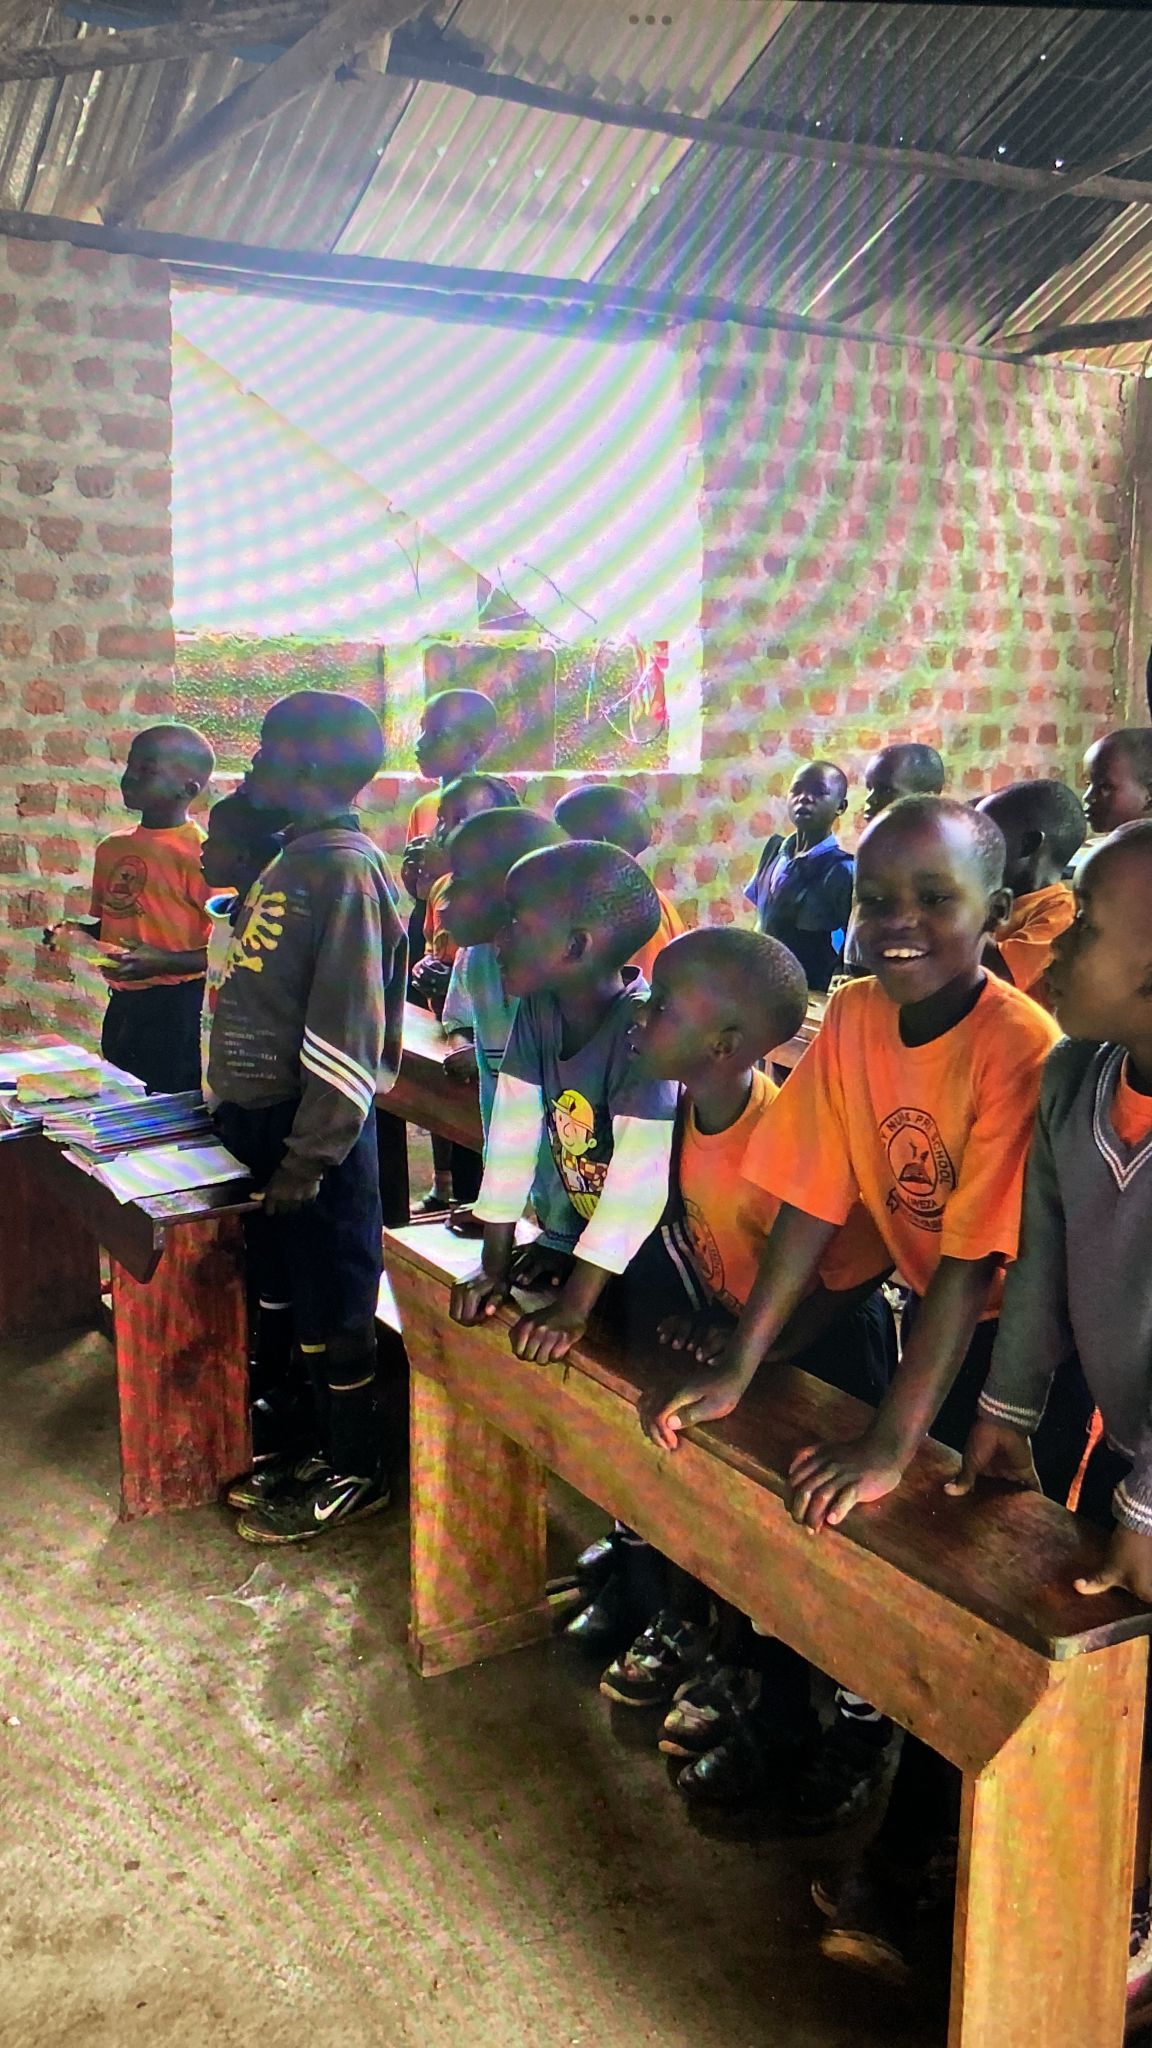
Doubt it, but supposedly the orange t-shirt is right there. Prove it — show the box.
[678,1066,890,1314]
[1111,1057,1152,1146]
[631,888,686,985]
[407,791,440,843]
[423,871,458,967]
[741,974,1060,1313]
[995,884,1074,1006]
[90,823,211,989]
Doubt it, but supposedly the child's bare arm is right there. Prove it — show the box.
[788,1251,1001,1531]
[640,1204,837,1449]
[450,1222,516,1324]
[102,943,208,981]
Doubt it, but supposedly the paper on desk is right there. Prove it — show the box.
[0,1041,91,1086]
[78,1139,248,1204]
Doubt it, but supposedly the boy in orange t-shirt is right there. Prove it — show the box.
[976,778,1084,1009]
[553,782,686,981]
[642,797,1066,1972]
[49,723,215,1094]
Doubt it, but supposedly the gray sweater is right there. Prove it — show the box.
[979,1037,1152,1535]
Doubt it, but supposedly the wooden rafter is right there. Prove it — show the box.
[97,0,423,227]
[0,6,322,82]
[1002,313,1152,358]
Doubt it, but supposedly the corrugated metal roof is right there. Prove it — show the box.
[337,0,791,275]
[0,1,1151,360]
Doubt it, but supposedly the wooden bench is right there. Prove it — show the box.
[385,1219,1151,2048]
[0,1131,251,1519]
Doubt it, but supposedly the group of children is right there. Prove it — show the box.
[42,681,1152,2015]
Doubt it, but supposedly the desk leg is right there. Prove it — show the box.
[409,1365,552,1676]
[111,1214,250,1520]
[950,1637,1146,2048]
[0,1141,100,1338]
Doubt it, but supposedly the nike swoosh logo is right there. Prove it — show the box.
[313,1486,361,1523]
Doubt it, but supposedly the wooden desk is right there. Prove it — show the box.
[385,1220,1150,2048]
[0,1133,251,1519]
[378,1003,483,1152]
[774,991,827,1074]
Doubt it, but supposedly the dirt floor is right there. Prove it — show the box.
[1,1326,941,2048]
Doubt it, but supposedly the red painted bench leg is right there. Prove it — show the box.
[0,1140,101,1339]
[111,1213,250,1519]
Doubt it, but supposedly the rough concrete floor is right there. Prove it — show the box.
[1,1328,941,2048]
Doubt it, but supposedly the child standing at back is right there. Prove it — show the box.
[49,722,215,1094]
[404,689,500,959]
[975,778,1084,1007]
[553,783,685,983]
[745,760,854,992]
[210,690,407,1546]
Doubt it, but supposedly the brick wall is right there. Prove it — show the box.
[0,233,173,1042]
[361,327,1134,927]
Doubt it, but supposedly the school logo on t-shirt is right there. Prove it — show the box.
[880,1106,956,1232]
[549,1086,609,1220]
[104,852,148,915]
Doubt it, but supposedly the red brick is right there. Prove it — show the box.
[15,782,56,817]
[130,466,170,501]
[7,890,49,928]
[91,303,169,346]
[98,625,174,660]
[33,297,75,335]
[130,257,167,295]
[14,571,55,602]
[63,886,88,917]
[33,947,74,984]
[35,515,82,557]
[39,407,78,443]
[0,834,25,872]
[73,356,114,391]
[98,413,168,454]
[0,403,24,432]
[66,245,111,278]
[133,684,175,716]
[0,728,30,763]
[67,782,109,822]
[16,460,58,497]
[7,238,52,275]
[0,624,32,658]
[0,518,27,557]
[133,571,172,605]
[72,573,110,600]
[13,351,50,389]
[81,681,122,715]
[133,359,171,402]
[50,625,85,665]
[37,836,82,875]
[75,464,115,500]
[23,678,64,715]
[96,521,167,557]
[42,732,88,768]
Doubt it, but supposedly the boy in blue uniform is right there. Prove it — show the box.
[745,760,853,992]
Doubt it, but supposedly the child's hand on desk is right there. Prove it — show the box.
[944,1419,1040,1500]
[509,1243,571,1292]
[788,1428,908,1532]
[450,1268,512,1324]
[657,1313,729,1364]
[639,1361,750,1451]
[443,1046,479,1083]
[261,1161,322,1214]
[508,1300,588,1364]
[1075,1526,1152,1605]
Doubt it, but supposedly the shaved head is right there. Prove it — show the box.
[860,793,1006,891]
[554,783,653,859]
[507,839,660,969]
[655,928,807,1058]
[136,722,215,785]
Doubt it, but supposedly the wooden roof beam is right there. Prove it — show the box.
[0,6,323,82]
[97,0,423,228]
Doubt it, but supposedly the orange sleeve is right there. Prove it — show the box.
[740,995,860,1227]
[938,1011,1058,1265]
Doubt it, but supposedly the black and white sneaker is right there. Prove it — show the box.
[225,1453,328,1513]
[236,1467,391,1545]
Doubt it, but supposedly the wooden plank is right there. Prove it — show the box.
[19,1133,251,1284]
[0,6,320,81]
[950,1636,1146,2048]
[378,1003,482,1154]
[98,0,425,227]
[0,1135,101,1338]
[409,1367,551,1675]
[111,1214,250,1519]
[387,1226,1147,1668]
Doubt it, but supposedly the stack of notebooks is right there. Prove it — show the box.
[0,1043,247,1204]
